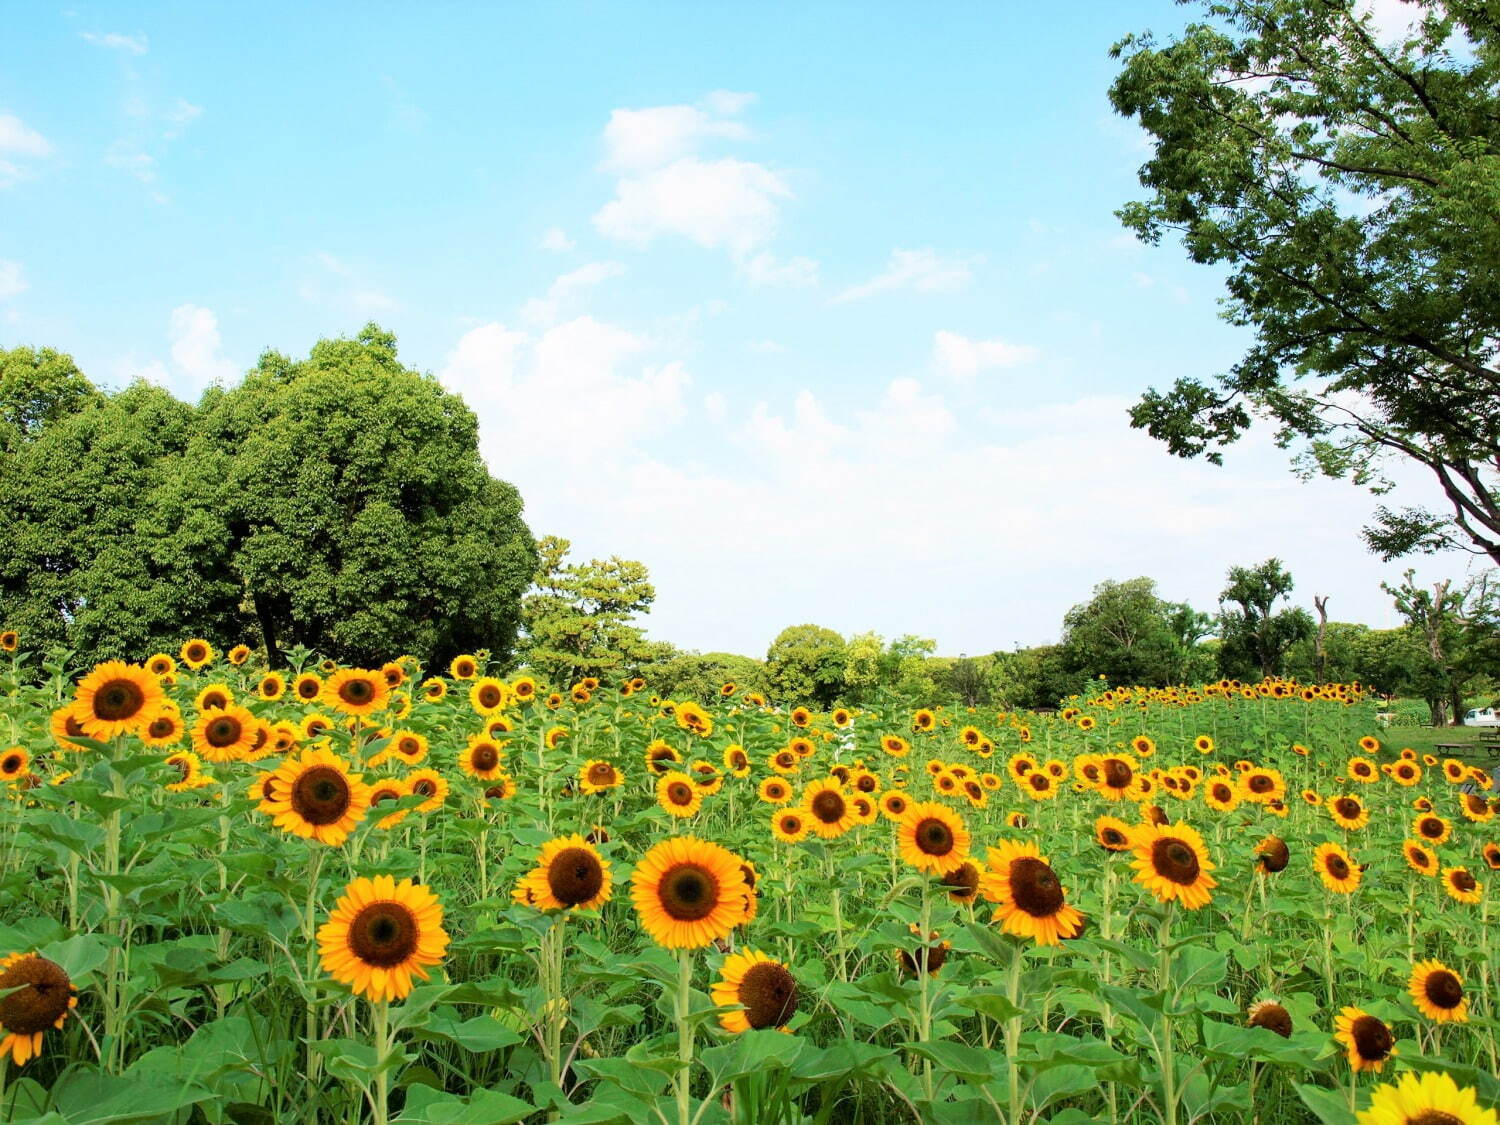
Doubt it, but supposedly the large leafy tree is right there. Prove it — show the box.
[520,535,657,688]
[1058,577,1203,686]
[1111,1,1500,565]
[765,624,848,708]
[0,378,237,658]
[179,324,536,668]
[1216,558,1314,678]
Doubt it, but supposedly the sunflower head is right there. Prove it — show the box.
[1334,1006,1395,1073]
[1246,1000,1292,1038]
[711,951,798,1033]
[630,836,751,949]
[317,875,449,1003]
[1409,959,1467,1023]
[0,952,78,1066]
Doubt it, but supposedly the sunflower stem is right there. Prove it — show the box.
[101,738,128,1073]
[371,999,390,1125]
[1156,907,1178,1125]
[1005,939,1024,1125]
[674,947,695,1125]
[304,846,326,1109]
[545,913,569,1105]
[916,875,933,1100]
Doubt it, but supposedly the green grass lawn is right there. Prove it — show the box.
[1377,721,1500,763]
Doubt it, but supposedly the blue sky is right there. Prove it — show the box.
[1,2,1470,657]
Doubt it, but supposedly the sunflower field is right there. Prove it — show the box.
[1,640,1498,1125]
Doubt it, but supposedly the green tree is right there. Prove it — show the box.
[1058,577,1184,686]
[0,346,101,452]
[1216,558,1313,678]
[842,630,886,704]
[1382,568,1497,724]
[639,648,767,704]
[0,380,239,658]
[179,324,536,668]
[1111,2,1500,566]
[520,535,656,688]
[765,624,847,708]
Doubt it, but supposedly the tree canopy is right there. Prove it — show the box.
[1110,0,1500,566]
[765,624,848,708]
[1216,558,1313,678]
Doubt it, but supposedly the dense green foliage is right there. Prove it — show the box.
[1111,0,1500,566]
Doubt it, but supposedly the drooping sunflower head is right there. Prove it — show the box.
[940,860,981,904]
[0,952,78,1066]
[1255,835,1290,874]
[1459,792,1495,823]
[711,950,798,1034]
[1484,842,1500,870]
[1246,999,1292,1038]
[630,836,750,949]
[1334,1006,1395,1073]
[1443,866,1482,904]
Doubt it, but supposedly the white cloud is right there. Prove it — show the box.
[521,261,626,326]
[832,248,981,303]
[600,101,749,173]
[748,339,785,354]
[540,227,576,252]
[594,156,790,255]
[1357,0,1422,41]
[168,304,237,391]
[932,330,1039,378]
[106,142,157,183]
[0,114,53,157]
[80,30,149,54]
[740,251,819,287]
[300,253,399,315]
[162,98,202,139]
[0,261,26,299]
[704,391,727,422]
[702,90,756,116]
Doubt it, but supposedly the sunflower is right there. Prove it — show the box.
[1291,743,1310,757]
[723,745,751,777]
[896,802,971,876]
[226,644,250,666]
[0,630,16,653]
[657,771,703,818]
[323,669,390,717]
[789,737,816,759]
[646,741,682,774]
[0,953,77,1065]
[1443,866,1482,904]
[1193,735,1214,755]
[407,769,448,813]
[190,704,259,763]
[802,779,855,839]
[1246,1000,1292,1038]
[1484,842,1500,870]
[711,951,798,1033]
[1301,788,1322,807]
[1096,753,1140,801]
[1408,959,1467,1023]
[448,654,478,680]
[790,707,812,728]
[1095,815,1133,852]
[1357,734,1380,754]
[290,673,323,703]
[1314,842,1362,894]
[73,661,163,740]
[1357,1071,1497,1125]
[459,738,507,780]
[47,705,90,753]
[545,726,568,750]
[180,638,214,669]
[1129,822,1217,909]
[1204,778,1239,813]
[631,836,750,949]
[1006,811,1030,829]
[0,747,29,783]
[755,778,792,806]
[941,861,981,904]
[1238,767,1285,804]
[771,808,809,843]
[1443,758,1467,784]
[881,735,911,757]
[1458,792,1495,824]
[1334,1006,1395,1073]
[879,791,911,821]
[690,761,723,795]
[1389,760,1421,787]
[1346,756,1378,784]
[831,708,852,728]
[266,747,371,845]
[145,653,175,677]
[1414,813,1452,845]
[911,709,935,733]
[317,875,448,1002]
[1255,835,1290,874]
[368,777,409,829]
[519,836,613,911]
[579,759,622,794]
[256,672,286,702]
[980,839,1084,946]
[1328,794,1370,831]
[1131,735,1156,757]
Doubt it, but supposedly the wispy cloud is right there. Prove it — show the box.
[80,30,149,54]
[931,330,1039,378]
[0,261,27,299]
[832,248,981,303]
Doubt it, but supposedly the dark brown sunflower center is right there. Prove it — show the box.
[478,686,502,708]
[666,781,695,806]
[94,678,147,722]
[290,765,352,825]
[1451,870,1477,892]
[201,691,228,711]
[1463,794,1486,814]
[779,814,803,834]
[1408,1112,1464,1125]
[588,763,615,784]
[148,716,176,738]
[1101,827,1127,848]
[1102,759,1132,788]
[1424,970,1464,1009]
[1257,838,1289,873]
[1325,854,1351,879]
[1420,818,1444,839]
[547,847,604,906]
[0,955,72,1035]
[1248,775,1272,793]
[1,752,23,774]
[297,679,320,699]
[372,786,400,805]
[1211,784,1231,802]
[739,962,798,1029]
[1152,839,1201,885]
[914,817,956,857]
[170,757,192,782]
[1409,847,1432,867]
[658,862,720,921]
[1334,798,1361,819]
[854,774,876,792]
[206,716,243,747]
[1247,1002,1292,1038]
[347,902,419,967]
[810,791,846,824]
[339,678,375,705]
[470,744,500,771]
[412,778,437,798]
[1350,1015,1393,1061]
[1009,857,1065,916]
[886,797,907,814]
[185,644,207,662]
[941,862,980,899]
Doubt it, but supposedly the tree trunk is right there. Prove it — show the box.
[253,590,284,669]
[1313,595,1329,684]
[1428,695,1449,727]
